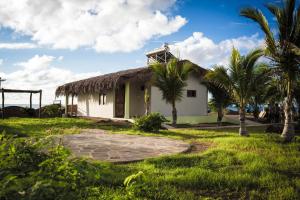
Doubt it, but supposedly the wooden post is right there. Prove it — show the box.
[30,92,32,109]
[2,89,4,119]
[39,90,42,118]
[71,94,74,117]
[65,94,69,116]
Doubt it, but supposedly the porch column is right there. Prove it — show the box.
[30,92,32,109]
[71,94,74,116]
[39,90,42,118]
[1,89,4,119]
[65,93,69,116]
[124,82,130,119]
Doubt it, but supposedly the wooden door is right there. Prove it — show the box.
[115,85,125,118]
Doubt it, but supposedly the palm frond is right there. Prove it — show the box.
[240,7,277,56]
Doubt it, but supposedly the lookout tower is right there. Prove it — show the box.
[146,43,175,64]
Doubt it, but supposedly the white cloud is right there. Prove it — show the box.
[58,56,64,61]
[0,43,38,49]
[0,55,100,104]
[170,32,265,68]
[0,0,186,53]
[0,59,3,65]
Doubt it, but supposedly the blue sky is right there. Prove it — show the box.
[0,0,286,103]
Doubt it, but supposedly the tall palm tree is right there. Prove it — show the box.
[294,80,300,117]
[150,58,193,126]
[240,0,300,141]
[204,77,231,126]
[206,48,263,136]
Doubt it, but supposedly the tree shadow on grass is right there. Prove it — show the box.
[0,125,29,137]
[158,130,235,140]
[146,149,240,170]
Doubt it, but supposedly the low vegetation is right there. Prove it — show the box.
[0,118,299,199]
[134,113,167,132]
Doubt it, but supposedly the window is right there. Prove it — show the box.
[187,90,196,97]
[99,93,107,105]
[98,93,101,105]
[102,94,107,105]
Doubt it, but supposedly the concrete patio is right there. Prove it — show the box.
[62,129,191,163]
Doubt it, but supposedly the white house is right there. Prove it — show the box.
[56,46,208,119]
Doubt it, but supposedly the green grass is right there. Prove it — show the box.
[1,117,300,199]
[166,113,239,125]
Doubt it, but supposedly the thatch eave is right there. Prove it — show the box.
[55,60,207,97]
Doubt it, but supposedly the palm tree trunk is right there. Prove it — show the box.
[172,101,177,126]
[281,79,294,142]
[253,100,259,121]
[144,88,150,115]
[217,106,223,126]
[239,104,248,136]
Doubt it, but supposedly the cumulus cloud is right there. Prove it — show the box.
[0,42,38,49]
[0,55,100,104]
[0,0,186,53]
[170,32,265,68]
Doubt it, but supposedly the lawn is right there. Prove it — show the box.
[166,113,239,125]
[1,118,300,199]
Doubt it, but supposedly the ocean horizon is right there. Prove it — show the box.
[2,104,49,109]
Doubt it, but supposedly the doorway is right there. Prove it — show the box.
[115,85,125,118]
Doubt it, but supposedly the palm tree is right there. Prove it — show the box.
[294,80,300,117]
[249,65,271,120]
[205,48,263,136]
[204,77,231,126]
[240,0,300,141]
[150,58,193,126]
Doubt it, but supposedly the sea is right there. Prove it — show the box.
[2,104,47,109]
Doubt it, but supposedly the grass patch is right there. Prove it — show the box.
[0,117,299,199]
[166,113,240,125]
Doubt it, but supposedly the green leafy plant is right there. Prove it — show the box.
[23,107,36,117]
[41,104,63,117]
[205,48,264,136]
[240,0,300,141]
[150,58,194,126]
[133,113,167,132]
[0,132,101,200]
[124,171,145,198]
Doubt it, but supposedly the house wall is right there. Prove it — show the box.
[77,90,114,118]
[129,81,146,117]
[150,74,208,116]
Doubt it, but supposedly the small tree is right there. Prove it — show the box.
[150,58,193,126]
[144,87,150,115]
[205,48,263,136]
[249,64,271,120]
[204,78,231,126]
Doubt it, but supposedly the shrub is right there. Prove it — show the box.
[41,104,63,117]
[0,133,101,200]
[23,107,36,117]
[133,113,167,132]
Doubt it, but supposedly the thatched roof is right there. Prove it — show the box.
[55,60,206,96]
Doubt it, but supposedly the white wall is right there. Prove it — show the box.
[129,81,146,117]
[150,74,208,116]
[77,91,114,118]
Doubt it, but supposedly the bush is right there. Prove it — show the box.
[23,107,36,117]
[133,113,167,132]
[0,133,101,200]
[41,104,63,117]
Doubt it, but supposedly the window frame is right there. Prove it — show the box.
[98,93,102,105]
[187,90,197,98]
[102,94,107,105]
